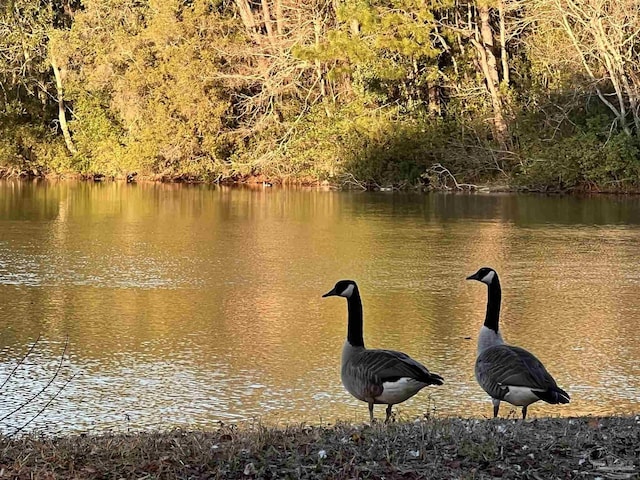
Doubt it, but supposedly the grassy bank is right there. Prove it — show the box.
[1,416,637,479]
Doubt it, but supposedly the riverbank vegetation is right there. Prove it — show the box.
[2,0,640,190]
[0,416,638,478]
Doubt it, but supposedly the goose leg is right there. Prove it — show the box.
[368,402,374,424]
[385,404,393,423]
[522,405,528,420]
[492,398,500,418]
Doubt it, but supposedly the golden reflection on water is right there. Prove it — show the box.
[0,181,639,434]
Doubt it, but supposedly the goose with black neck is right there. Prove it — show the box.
[467,267,570,419]
[323,280,443,423]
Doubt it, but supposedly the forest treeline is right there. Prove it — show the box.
[2,0,640,190]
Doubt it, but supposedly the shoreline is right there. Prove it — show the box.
[3,171,640,195]
[1,415,637,478]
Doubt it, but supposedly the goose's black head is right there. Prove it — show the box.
[322,280,358,299]
[466,267,498,285]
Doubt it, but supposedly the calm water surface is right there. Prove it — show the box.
[0,181,639,434]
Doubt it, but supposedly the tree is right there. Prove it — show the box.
[310,0,446,112]
[433,0,514,148]
[0,0,78,169]
[526,0,640,136]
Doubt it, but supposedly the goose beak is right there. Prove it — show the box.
[466,272,479,281]
[322,287,337,298]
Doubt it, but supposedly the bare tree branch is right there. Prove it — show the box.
[427,163,479,191]
[0,334,41,392]
[9,372,77,437]
[0,336,70,425]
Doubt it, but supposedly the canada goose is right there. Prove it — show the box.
[322,280,443,423]
[466,267,570,419]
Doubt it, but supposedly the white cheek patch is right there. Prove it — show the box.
[340,284,355,298]
[481,270,495,284]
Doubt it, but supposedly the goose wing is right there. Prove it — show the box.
[360,349,443,385]
[476,344,569,403]
[501,345,559,387]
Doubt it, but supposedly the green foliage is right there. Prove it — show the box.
[0,0,52,93]
[279,102,452,185]
[67,94,128,175]
[300,0,446,110]
[0,121,70,175]
[515,113,640,190]
[54,0,239,178]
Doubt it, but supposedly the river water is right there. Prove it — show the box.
[0,181,638,434]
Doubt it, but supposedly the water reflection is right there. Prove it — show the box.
[0,181,639,434]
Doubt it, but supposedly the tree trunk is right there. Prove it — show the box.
[428,84,441,115]
[350,19,360,36]
[50,53,76,155]
[235,0,257,33]
[261,0,276,44]
[274,0,284,36]
[498,0,509,86]
[314,16,331,116]
[476,5,508,147]
[593,17,639,133]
